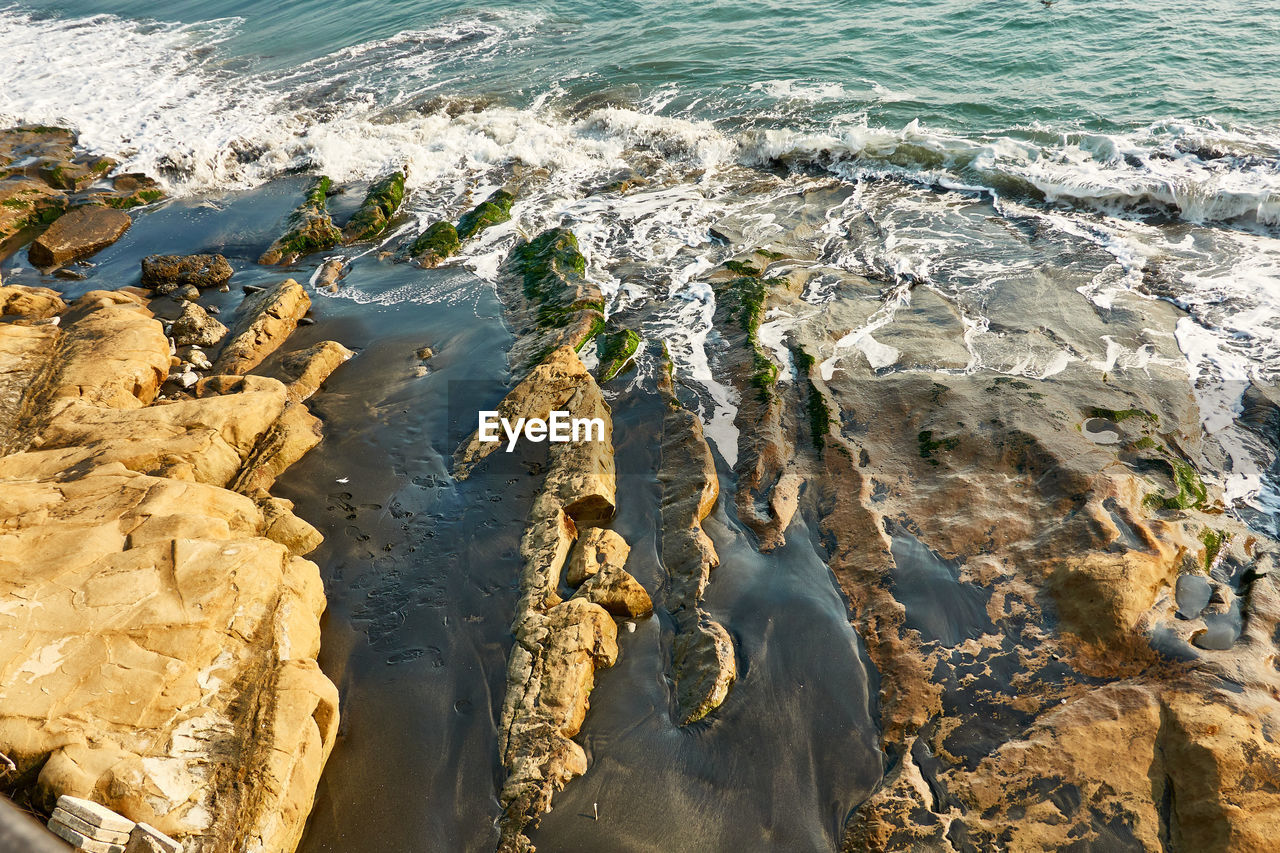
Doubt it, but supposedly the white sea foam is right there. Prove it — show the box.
[2,6,1277,521]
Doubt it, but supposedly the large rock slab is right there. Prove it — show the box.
[211,279,310,376]
[0,285,339,853]
[28,205,131,267]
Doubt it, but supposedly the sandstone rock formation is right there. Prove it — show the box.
[211,279,311,376]
[0,285,343,853]
[455,346,643,853]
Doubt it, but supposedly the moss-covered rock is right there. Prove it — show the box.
[499,227,605,373]
[511,227,599,324]
[0,179,67,241]
[792,345,832,450]
[409,221,461,267]
[259,176,342,265]
[456,189,514,241]
[595,327,640,382]
[342,167,407,243]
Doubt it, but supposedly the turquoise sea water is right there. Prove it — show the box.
[16,0,1280,130]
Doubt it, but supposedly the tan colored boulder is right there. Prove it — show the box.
[169,301,228,348]
[0,285,65,319]
[28,205,131,267]
[259,496,324,556]
[571,563,652,618]
[229,400,323,496]
[565,526,630,586]
[211,279,310,376]
[278,340,354,402]
[455,346,616,524]
[52,290,170,410]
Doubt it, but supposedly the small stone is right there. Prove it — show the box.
[298,316,315,326]
[416,347,434,360]
[54,797,135,834]
[185,348,212,370]
[175,284,200,301]
[206,305,220,314]
[180,370,198,388]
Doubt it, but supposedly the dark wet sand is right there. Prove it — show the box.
[5,182,884,852]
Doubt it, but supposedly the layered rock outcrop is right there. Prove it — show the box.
[656,357,736,725]
[0,285,344,853]
[455,346,646,853]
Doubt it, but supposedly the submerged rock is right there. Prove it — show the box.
[342,167,407,243]
[141,253,233,292]
[0,179,67,242]
[594,326,640,383]
[456,188,514,241]
[27,205,131,267]
[258,176,342,265]
[656,356,737,724]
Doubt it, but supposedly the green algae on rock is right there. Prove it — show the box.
[595,327,640,382]
[258,176,342,265]
[342,167,407,243]
[455,188,514,241]
[409,220,461,267]
[498,227,605,374]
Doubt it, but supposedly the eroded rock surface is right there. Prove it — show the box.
[456,346,642,853]
[0,285,340,853]
[656,358,737,725]
[212,278,311,376]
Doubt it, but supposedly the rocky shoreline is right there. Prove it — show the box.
[2,117,1280,853]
